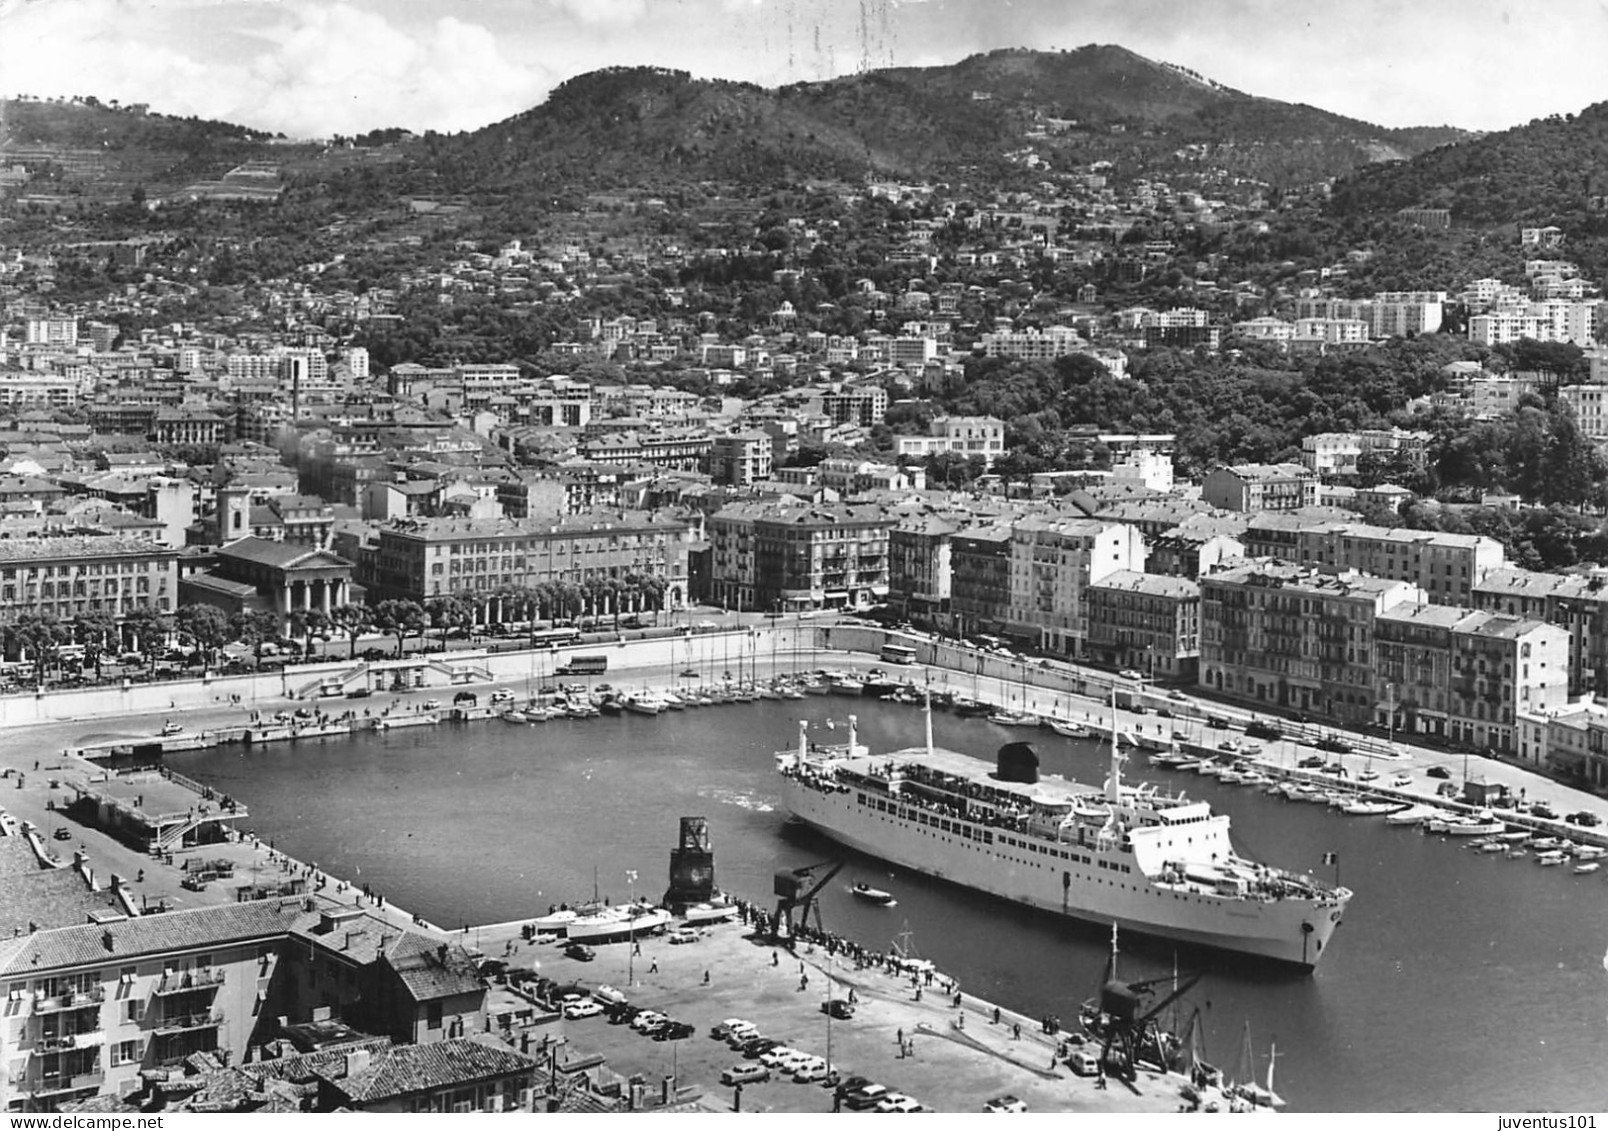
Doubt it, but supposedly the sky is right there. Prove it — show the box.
[3,0,1606,139]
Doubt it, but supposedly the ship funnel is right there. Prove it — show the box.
[798,719,808,760]
[996,742,1039,784]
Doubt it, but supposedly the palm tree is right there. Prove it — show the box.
[425,596,472,651]
[229,608,279,666]
[330,602,374,660]
[121,603,172,674]
[176,605,231,670]
[72,609,117,678]
[289,607,332,660]
[7,611,69,685]
[373,598,427,657]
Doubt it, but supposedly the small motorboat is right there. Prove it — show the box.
[1537,851,1567,867]
[1505,847,1528,859]
[1478,841,1506,854]
[500,709,529,724]
[1575,862,1601,875]
[1343,799,1406,817]
[1385,805,1439,826]
[988,710,1040,727]
[1574,845,1607,861]
[1048,718,1094,739]
[850,882,897,907]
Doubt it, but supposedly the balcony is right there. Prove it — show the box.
[154,1010,222,1036]
[29,1071,105,1096]
[33,1030,103,1055]
[155,968,226,995]
[33,987,105,1014]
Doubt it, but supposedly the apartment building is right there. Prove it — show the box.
[1008,516,1145,656]
[949,522,1015,638]
[1374,603,1570,752]
[1292,523,1506,606]
[751,503,892,612]
[1473,568,1608,696]
[1085,570,1201,682]
[1199,563,1424,725]
[368,512,692,611]
[894,415,1007,467]
[708,431,773,487]
[0,536,177,624]
[1201,463,1318,512]
[887,511,956,622]
[0,901,293,1111]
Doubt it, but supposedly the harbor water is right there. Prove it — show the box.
[171,698,1608,1112]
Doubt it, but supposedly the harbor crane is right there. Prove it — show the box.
[1079,925,1202,1085]
[769,859,844,946]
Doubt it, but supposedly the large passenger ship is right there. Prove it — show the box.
[775,704,1352,971]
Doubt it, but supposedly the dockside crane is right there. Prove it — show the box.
[769,859,844,946]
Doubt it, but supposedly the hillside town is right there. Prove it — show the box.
[8,33,1608,1113]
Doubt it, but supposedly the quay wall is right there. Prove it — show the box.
[0,627,840,729]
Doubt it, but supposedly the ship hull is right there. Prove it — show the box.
[781,779,1342,971]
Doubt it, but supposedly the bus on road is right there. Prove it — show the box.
[879,642,917,665]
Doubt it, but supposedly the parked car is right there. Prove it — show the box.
[834,1076,872,1099]
[563,999,603,1020]
[1426,766,1453,780]
[1530,802,1557,819]
[345,687,373,698]
[630,1010,667,1032]
[720,1064,770,1086]
[876,1094,924,1113]
[740,1037,781,1059]
[1245,720,1282,741]
[844,1084,890,1110]
[793,1056,831,1082]
[1297,755,1325,769]
[820,998,855,1020]
[1317,736,1352,754]
[669,928,699,945]
[1567,811,1602,827]
[563,942,595,962]
[1118,669,1144,681]
[985,1094,1028,1113]
[654,1021,695,1041]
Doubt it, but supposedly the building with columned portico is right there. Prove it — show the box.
[178,536,355,633]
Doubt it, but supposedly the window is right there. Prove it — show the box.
[427,1002,443,1030]
[111,1039,140,1067]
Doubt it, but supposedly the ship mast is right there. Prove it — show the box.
[1105,688,1124,806]
[924,684,934,758]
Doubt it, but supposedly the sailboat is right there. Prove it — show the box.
[1226,1022,1286,1110]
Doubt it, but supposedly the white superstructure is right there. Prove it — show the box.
[775,706,1351,970]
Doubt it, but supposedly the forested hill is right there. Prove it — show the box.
[418,46,1468,192]
[1328,102,1608,225]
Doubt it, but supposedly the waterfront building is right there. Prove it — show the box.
[0,536,177,624]
[1085,570,1201,682]
[1199,562,1424,725]
[0,901,295,1111]
[368,511,693,615]
[1008,516,1145,656]
[1472,568,1608,697]
[948,522,1015,638]
[180,536,355,634]
[887,511,957,624]
[748,503,891,612]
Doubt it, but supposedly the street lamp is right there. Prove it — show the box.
[625,869,638,986]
